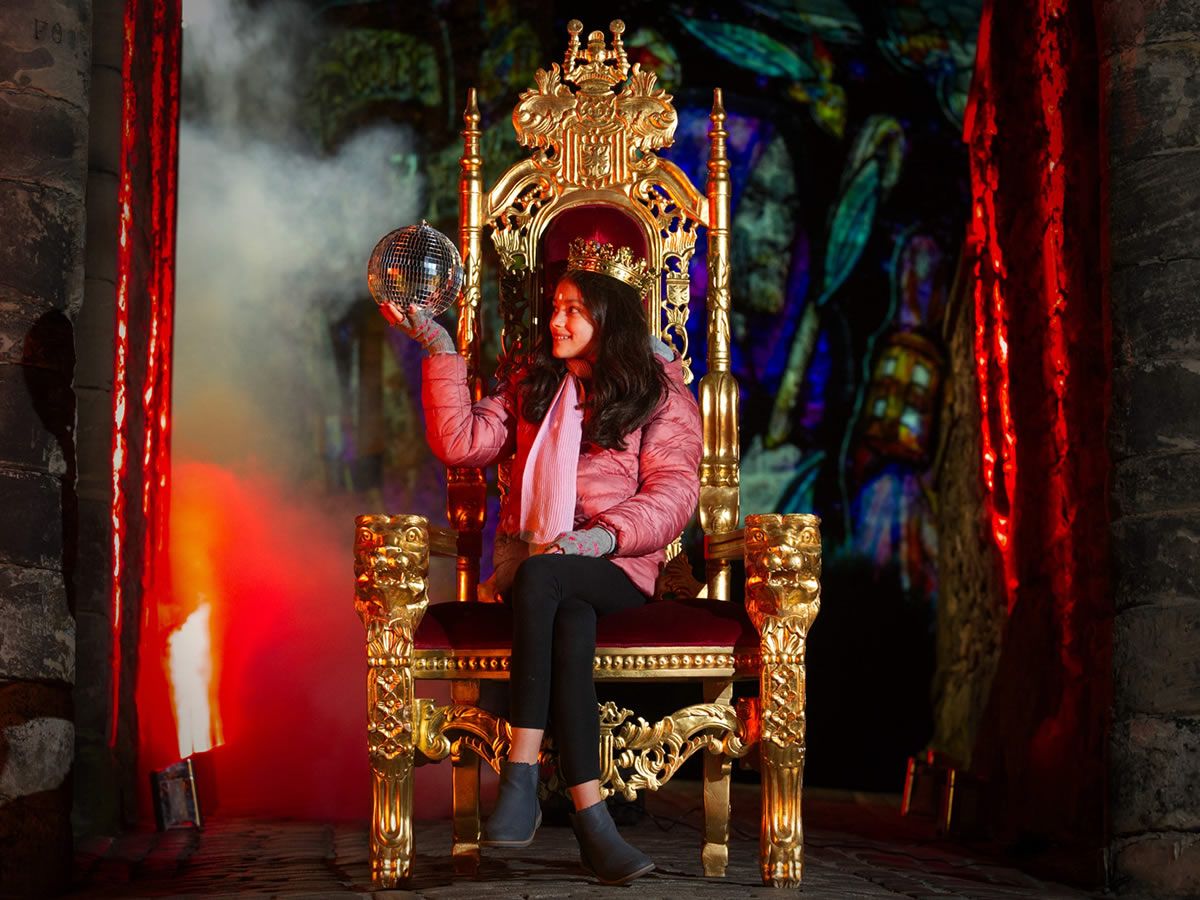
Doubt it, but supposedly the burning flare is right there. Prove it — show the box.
[167,601,223,757]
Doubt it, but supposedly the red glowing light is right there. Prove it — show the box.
[965,0,1019,605]
[144,462,380,820]
[112,0,182,750]
[1034,0,1083,684]
[966,0,1092,621]
[110,7,139,747]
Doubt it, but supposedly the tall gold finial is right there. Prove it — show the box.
[707,87,731,373]
[610,19,628,73]
[565,19,583,69]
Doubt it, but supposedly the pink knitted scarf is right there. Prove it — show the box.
[516,374,583,550]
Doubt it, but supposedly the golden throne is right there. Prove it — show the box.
[353,19,821,889]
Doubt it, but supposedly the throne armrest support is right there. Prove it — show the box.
[704,527,745,562]
[744,513,821,888]
[429,525,461,559]
[353,514,433,887]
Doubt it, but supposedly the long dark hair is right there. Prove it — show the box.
[520,270,668,451]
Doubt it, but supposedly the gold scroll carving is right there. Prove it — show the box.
[413,699,756,804]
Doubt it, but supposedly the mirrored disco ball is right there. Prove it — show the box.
[367,221,463,317]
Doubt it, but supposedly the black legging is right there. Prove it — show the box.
[508,554,647,786]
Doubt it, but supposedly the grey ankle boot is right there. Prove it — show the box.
[569,800,655,885]
[481,761,542,847]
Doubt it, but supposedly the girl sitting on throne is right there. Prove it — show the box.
[381,237,702,886]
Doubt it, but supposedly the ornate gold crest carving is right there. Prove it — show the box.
[512,20,677,190]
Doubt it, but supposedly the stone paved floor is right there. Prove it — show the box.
[71,782,1099,899]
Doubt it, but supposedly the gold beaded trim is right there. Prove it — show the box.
[410,646,761,678]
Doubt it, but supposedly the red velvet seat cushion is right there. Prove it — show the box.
[414,598,758,651]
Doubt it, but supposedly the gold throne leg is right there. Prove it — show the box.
[370,729,415,887]
[355,514,431,887]
[759,619,808,887]
[745,513,821,888]
[702,678,734,877]
[450,679,481,874]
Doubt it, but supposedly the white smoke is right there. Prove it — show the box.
[157,2,455,820]
[174,0,424,479]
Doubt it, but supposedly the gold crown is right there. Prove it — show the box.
[566,238,656,296]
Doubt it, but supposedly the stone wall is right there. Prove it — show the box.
[0,0,92,894]
[71,0,139,837]
[931,257,1005,768]
[1101,0,1200,894]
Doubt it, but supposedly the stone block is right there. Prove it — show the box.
[86,63,121,176]
[0,362,73,474]
[0,467,62,569]
[5,307,74,378]
[0,562,72,682]
[0,90,87,196]
[1114,603,1200,717]
[75,281,115,390]
[0,715,74,804]
[1110,149,1200,268]
[1114,451,1200,519]
[75,385,113,497]
[90,0,122,71]
[83,169,118,285]
[72,607,112,742]
[1110,359,1200,460]
[71,738,121,836]
[1099,0,1200,54]
[72,497,114,784]
[1112,716,1200,835]
[0,181,85,312]
[1112,831,1200,897]
[1112,510,1200,610]
[0,283,60,367]
[0,1,91,106]
[1105,41,1200,161]
[0,682,73,898]
[74,496,111,597]
[1110,258,1200,368]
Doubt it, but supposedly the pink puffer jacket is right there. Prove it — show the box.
[422,352,702,597]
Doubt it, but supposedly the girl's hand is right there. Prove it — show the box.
[477,575,502,603]
[381,302,455,355]
[544,527,615,557]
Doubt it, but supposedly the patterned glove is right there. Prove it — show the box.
[650,334,675,361]
[382,303,455,355]
[544,526,616,557]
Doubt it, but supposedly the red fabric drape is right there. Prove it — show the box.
[965,0,1112,855]
[115,0,181,767]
